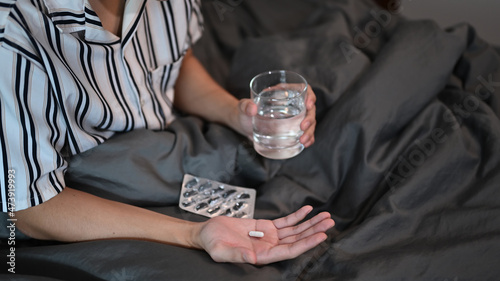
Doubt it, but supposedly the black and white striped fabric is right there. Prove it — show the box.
[0,0,203,211]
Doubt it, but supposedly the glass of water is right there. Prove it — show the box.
[250,70,308,160]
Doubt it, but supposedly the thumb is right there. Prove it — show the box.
[238,99,257,117]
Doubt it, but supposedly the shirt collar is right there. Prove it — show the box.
[42,0,147,43]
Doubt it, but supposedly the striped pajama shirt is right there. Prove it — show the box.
[0,0,203,211]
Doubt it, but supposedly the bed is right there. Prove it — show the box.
[2,0,500,280]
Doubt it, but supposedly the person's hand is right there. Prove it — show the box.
[299,86,317,147]
[234,87,317,148]
[193,206,334,264]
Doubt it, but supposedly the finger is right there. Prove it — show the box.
[257,233,327,265]
[300,103,316,132]
[279,217,335,244]
[277,212,332,240]
[302,137,315,148]
[300,123,316,147]
[300,87,316,131]
[301,135,315,148]
[239,99,257,117]
[300,116,314,132]
[300,116,316,146]
[305,88,317,110]
[272,205,313,229]
[300,121,315,140]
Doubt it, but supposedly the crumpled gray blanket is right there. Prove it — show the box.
[2,0,499,280]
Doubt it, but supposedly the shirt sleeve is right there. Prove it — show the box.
[0,47,67,212]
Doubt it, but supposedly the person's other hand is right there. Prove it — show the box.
[234,87,317,148]
[194,206,334,264]
[299,86,317,148]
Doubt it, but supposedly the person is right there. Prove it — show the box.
[0,0,334,264]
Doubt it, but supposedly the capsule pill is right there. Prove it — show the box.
[249,231,264,238]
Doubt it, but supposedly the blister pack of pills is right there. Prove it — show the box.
[178,174,256,219]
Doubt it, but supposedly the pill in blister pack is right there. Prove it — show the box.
[178,174,256,219]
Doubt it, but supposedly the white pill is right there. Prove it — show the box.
[249,231,264,238]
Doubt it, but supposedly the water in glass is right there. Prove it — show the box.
[252,89,305,159]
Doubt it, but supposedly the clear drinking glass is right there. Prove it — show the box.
[250,70,308,160]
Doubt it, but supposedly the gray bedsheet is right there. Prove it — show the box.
[2,0,500,280]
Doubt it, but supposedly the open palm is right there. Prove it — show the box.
[197,206,334,264]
